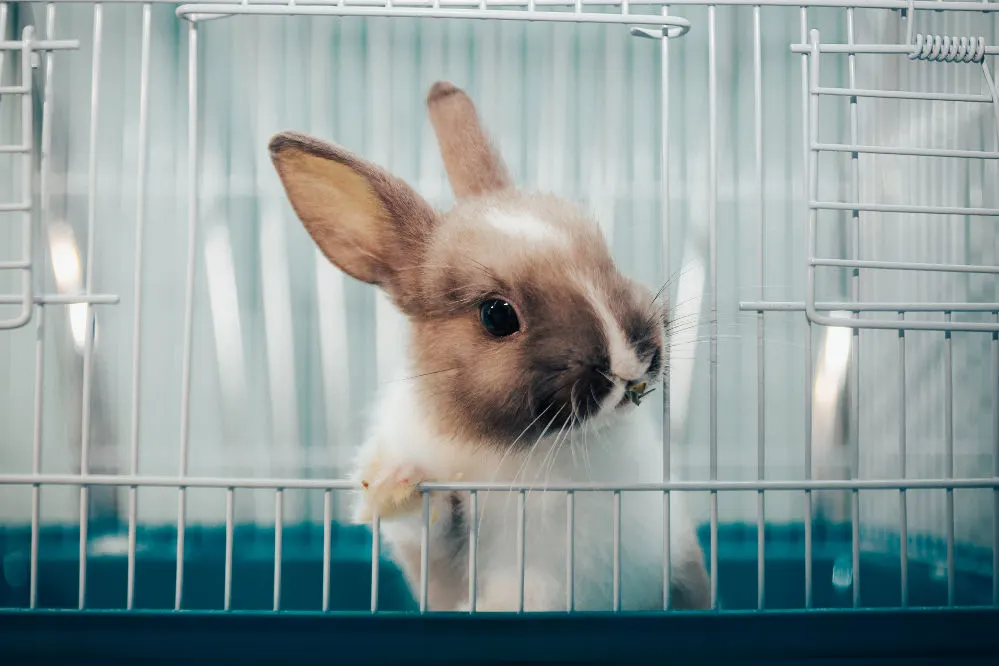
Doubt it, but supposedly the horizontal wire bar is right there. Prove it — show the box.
[0,261,29,269]
[176,4,691,32]
[793,43,999,55]
[0,293,119,305]
[813,258,999,274]
[0,201,30,209]
[0,39,79,50]
[0,86,28,94]
[812,201,999,216]
[156,0,999,10]
[814,142,999,160]
[0,473,996,492]
[814,86,993,103]
[805,309,999,332]
[740,301,999,312]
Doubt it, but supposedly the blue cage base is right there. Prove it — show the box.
[1,521,997,664]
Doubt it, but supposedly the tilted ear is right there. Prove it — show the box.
[426,81,513,199]
[269,131,437,312]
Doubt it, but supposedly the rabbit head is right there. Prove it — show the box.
[269,82,664,447]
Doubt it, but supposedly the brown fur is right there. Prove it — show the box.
[427,81,513,199]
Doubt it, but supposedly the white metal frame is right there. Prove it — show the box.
[0,0,997,615]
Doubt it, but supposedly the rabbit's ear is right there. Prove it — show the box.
[269,131,437,311]
[427,81,512,199]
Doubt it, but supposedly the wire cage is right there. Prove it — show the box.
[0,0,998,662]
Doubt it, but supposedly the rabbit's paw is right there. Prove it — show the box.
[355,456,430,522]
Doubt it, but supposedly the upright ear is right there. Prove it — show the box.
[269,131,437,312]
[427,81,513,199]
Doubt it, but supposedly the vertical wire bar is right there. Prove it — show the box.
[944,311,955,605]
[78,5,104,610]
[993,312,998,606]
[898,312,908,607]
[419,490,430,613]
[224,488,233,611]
[370,514,380,613]
[0,4,6,76]
[803,22,816,610]
[660,3,672,613]
[753,2,765,612]
[707,3,719,611]
[468,490,478,612]
[565,491,574,611]
[30,3,58,611]
[612,490,621,611]
[322,489,332,612]
[30,308,43,611]
[851,489,860,607]
[273,490,283,611]
[127,2,152,612]
[176,19,199,612]
[517,490,526,612]
[663,490,671,610]
[846,4,862,612]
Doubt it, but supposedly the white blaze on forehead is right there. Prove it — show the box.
[485,209,566,245]
[579,277,645,382]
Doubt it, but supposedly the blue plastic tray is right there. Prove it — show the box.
[1,521,997,664]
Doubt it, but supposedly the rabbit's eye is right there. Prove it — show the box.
[479,299,520,337]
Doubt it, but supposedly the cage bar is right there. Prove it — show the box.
[274,490,283,611]
[994,312,999,606]
[322,490,332,612]
[814,143,999,160]
[612,490,621,611]
[663,491,671,609]
[175,18,199,612]
[945,313,955,605]
[224,488,234,610]
[898,313,908,607]
[29,5,58,611]
[126,2,152,612]
[566,490,574,611]
[468,490,478,612]
[741,301,999,313]
[707,3,719,611]
[813,86,992,103]
[848,7,861,609]
[517,490,526,612]
[30,306,43,610]
[77,4,104,610]
[6,474,996,492]
[811,201,999,217]
[370,515,380,612]
[174,4,693,34]
[659,3,671,614]
[753,1,765,612]
[420,491,430,613]
[851,489,860,607]
[803,20,815,610]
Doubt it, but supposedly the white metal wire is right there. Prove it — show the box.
[0,0,997,618]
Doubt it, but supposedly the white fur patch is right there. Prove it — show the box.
[579,278,644,384]
[486,210,565,245]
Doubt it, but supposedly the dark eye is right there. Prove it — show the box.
[479,299,520,337]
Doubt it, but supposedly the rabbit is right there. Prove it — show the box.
[268,81,710,613]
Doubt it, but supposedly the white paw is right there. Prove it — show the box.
[354,456,431,523]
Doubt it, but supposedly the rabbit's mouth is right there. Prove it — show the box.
[621,380,655,408]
